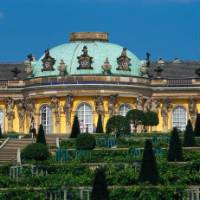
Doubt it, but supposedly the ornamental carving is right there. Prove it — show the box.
[64,94,74,125]
[144,97,160,112]
[5,97,15,132]
[41,49,56,71]
[16,99,26,132]
[161,99,172,132]
[94,96,104,116]
[24,98,35,131]
[77,46,93,69]
[188,99,197,125]
[136,95,144,111]
[117,48,131,71]
[108,95,118,117]
[50,96,60,124]
[102,58,112,75]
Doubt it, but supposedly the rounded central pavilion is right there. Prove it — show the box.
[23,32,147,134]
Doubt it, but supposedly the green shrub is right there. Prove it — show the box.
[183,120,195,147]
[76,133,96,150]
[106,115,130,136]
[96,114,104,133]
[21,143,50,161]
[0,125,2,138]
[36,124,46,145]
[70,115,81,138]
[194,113,200,136]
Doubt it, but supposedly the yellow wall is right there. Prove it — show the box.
[0,97,194,134]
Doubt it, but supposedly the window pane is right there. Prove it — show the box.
[119,104,131,116]
[172,106,187,131]
[40,105,52,134]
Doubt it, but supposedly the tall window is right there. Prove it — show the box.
[40,105,52,134]
[172,106,187,131]
[119,104,131,117]
[77,103,93,133]
[0,109,4,132]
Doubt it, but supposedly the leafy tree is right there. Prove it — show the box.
[194,114,200,137]
[138,139,159,184]
[0,125,2,138]
[70,115,80,138]
[183,119,195,147]
[143,111,159,131]
[36,124,46,145]
[126,109,145,132]
[168,127,183,161]
[91,167,109,200]
[106,115,130,137]
[96,114,104,133]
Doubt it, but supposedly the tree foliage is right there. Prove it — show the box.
[144,111,159,127]
[126,109,145,132]
[183,119,195,147]
[91,167,109,200]
[70,115,81,138]
[106,115,130,136]
[36,124,46,145]
[168,127,183,161]
[194,114,200,137]
[96,114,104,133]
[138,139,159,184]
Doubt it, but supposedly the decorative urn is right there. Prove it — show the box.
[24,60,33,77]
[102,58,112,75]
[58,59,67,76]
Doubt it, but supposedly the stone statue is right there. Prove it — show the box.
[50,96,60,124]
[108,95,118,117]
[161,99,172,132]
[24,98,35,132]
[144,97,160,112]
[136,95,144,111]
[189,99,197,126]
[64,94,74,125]
[5,97,15,132]
[16,99,26,132]
[94,96,104,116]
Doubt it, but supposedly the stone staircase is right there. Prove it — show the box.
[0,134,69,164]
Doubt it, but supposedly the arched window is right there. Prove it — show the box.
[77,103,93,133]
[119,104,131,117]
[40,105,52,134]
[0,109,4,132]
[172,106,187,131]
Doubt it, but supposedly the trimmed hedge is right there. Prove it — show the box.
[22,143,50,161]
[76,133,96,150]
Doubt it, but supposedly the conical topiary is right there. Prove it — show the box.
[96,114,104,133]
[168,127,183,161]
[0,125,2,138]
[194,114,200,137]
[70,115,80,138]
[138,139,159,184]
[183,119,195,147]
[36,124,46,145]
[91,167,109,200]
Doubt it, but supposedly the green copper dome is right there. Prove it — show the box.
[31,32,144,77]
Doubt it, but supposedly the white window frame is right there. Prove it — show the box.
[119,104,131,117]
[40,105,52,134]
[172,106,187,131]
[77,103,93,133]
[0,109,4,132]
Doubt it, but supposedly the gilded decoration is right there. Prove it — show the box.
[117,48,131,71]
[41,49,56,71]
[77,46,93,70]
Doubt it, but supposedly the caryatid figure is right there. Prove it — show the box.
[64,94,74,126]
[5,97,15,132]
[108,95,118,117]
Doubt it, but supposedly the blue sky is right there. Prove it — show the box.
[0,0,200,62]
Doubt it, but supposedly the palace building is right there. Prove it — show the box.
[0,32,199,134]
